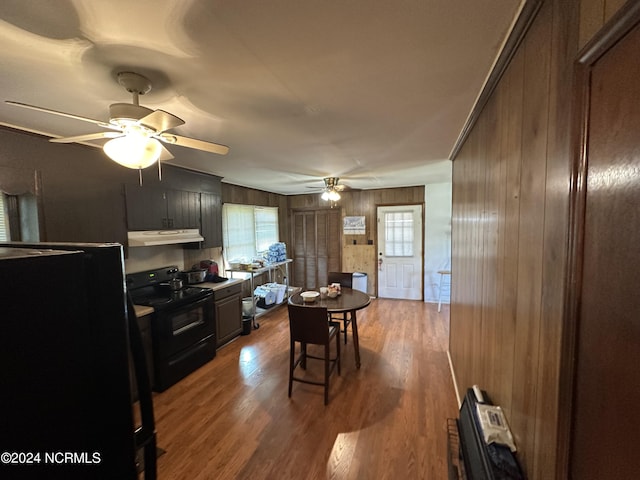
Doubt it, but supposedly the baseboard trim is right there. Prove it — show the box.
[447,349,462,408]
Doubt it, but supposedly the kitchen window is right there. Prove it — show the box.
[222,204,279,263]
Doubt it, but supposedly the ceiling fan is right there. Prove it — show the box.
[310,177,354,202]
[6,71,229,181]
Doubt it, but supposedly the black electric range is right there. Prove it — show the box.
[126,265,216,392]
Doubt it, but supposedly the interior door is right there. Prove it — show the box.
[377,204,423,299]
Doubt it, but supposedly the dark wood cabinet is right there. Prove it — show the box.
[167,189,201,229]
[200,192,222,248]
[125,185,200,230]
[213,283,242,347]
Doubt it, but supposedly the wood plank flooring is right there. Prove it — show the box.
[149,299,457,479]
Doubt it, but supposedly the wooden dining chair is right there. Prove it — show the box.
[328,271,353,344]
[287,304,341,405]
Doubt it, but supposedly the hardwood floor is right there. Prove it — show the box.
[150,299,457,479]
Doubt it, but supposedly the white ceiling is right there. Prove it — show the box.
[0,0,522,194]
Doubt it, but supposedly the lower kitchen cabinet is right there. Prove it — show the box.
[213,283,242,347]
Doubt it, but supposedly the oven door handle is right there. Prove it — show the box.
[126,293,157,480]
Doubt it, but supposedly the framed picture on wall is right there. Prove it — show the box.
[343,216,365,235]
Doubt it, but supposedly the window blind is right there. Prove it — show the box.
[384,211,414,257]
[222,204,279,262]
[254,207,279,252]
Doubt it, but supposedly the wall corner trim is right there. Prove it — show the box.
[447,349,462,408]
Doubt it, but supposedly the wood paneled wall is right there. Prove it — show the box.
[288,186,424,295]
[449,0,579,478]
[288,187,424,242]
[217,183,425,296]
[579,0,628,46]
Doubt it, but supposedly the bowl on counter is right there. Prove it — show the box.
[300,291,320,303]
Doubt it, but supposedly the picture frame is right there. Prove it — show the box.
[343,216,366,235]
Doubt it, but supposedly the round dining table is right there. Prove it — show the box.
[288,287,371,368]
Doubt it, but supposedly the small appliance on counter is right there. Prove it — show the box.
[181,267,208,284]
[199,259,228,283]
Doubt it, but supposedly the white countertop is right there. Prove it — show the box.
[199,277,244,291]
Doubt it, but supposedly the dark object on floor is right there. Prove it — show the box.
[457,388,524,479]
[242,316,252,335]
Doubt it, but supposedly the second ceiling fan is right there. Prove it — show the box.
[313,177,356,201]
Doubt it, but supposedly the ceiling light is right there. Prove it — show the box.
[103,133,162,169]
[321,189,341,202]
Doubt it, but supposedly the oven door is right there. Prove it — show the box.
[153,294,215,358]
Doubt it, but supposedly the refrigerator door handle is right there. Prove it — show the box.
[127,294,157,480]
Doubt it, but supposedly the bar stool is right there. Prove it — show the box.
[437,270,451,312]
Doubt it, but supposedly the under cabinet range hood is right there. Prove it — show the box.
[128,229,204,247]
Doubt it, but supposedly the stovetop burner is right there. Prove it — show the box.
[132,285,212,307]
[127,265,213,311]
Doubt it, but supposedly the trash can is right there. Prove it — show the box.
[242,297,256,317]
[352,272,367,293]
[241,316,252,335]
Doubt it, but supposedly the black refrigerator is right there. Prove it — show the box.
[0,242,156,480]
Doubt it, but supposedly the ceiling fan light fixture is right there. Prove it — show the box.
[321,189,340,202]
[103,135,162,169]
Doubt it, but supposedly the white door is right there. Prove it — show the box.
[377,205,423,299]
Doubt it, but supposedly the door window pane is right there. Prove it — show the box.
[384,211,413,257]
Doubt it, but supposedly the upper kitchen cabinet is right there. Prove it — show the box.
[125,185,200,231]
[199,192,222,248]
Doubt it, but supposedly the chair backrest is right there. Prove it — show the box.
[328,271,353,288]
[288,304,331,345]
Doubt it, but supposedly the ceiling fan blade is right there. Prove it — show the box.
[49,131,123,143]
[157,133,229,155]
[139,109,185,133]
[159,145,174,161]
[5,101,111,128]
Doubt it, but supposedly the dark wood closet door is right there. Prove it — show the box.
[570,15,640,479]
[292,209,341,290]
